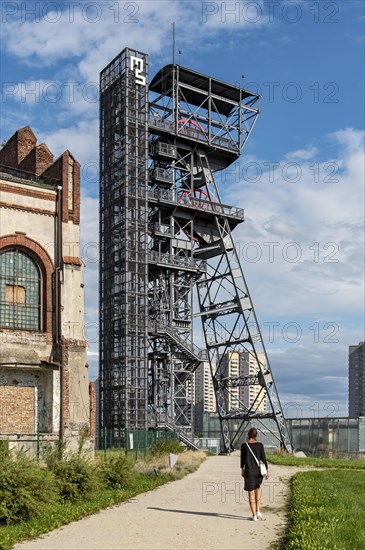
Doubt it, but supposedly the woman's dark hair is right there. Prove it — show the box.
[248,427,258,439]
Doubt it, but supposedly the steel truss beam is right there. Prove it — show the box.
[193,152,292,452]
[149,63,292,453]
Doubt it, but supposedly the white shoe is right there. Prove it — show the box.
[256,512,262,519]
[251,515,257,521]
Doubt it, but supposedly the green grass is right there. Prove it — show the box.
[267,453,365,470]
[282,470,365,550]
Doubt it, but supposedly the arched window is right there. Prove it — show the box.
[0,249,41,330]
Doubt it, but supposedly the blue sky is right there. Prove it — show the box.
[1,0,364,418]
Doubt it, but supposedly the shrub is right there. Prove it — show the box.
[0,440,9,461]
[49,456,97,502]
[42,440,65,469]
[98,454,133,489]
[150,438,182,456]
[0,455,59,525]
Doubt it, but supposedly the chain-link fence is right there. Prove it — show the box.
[96,428,179,460]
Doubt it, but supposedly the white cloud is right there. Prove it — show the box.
[1,0,279,150]
[330,127,364,153]
[225,128,365,317]
[284,146,318,160]
[2,2,177,81]
[43,119,99,166]
[262,217,300,239]
[0,3,192,126]
[2,1,272,83]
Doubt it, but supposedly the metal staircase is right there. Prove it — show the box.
[154,323,206,365]
[163,422,201,451]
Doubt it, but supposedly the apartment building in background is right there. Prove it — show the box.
[194,361,216,432]
[219,350,267,413]
[349,341,365,417]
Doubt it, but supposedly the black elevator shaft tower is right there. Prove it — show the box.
[100,49,149,439]
[100,48,292,453]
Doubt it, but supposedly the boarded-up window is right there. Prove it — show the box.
[0,386,35,434]
[5,284,25,305]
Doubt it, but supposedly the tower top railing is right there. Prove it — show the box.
[150,64,259,116]
[148,250,206,272]
[149,64,260,161]
[147,186,244,221]
[149,116,240,153]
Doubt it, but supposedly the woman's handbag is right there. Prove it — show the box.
[246,443,267,476]
[259,461,267,476]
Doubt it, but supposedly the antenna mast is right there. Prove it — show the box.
[172,21,175,65]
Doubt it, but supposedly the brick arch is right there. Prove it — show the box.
[0,233,54,334]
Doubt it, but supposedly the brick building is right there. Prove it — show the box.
[0,126,92,454]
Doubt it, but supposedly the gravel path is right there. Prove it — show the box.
[14,456,297,550]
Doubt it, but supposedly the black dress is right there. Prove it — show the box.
[240,441,268,491]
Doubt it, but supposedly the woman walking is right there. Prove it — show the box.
[240,427,269,521]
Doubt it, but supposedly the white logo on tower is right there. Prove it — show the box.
[130,56,146,86]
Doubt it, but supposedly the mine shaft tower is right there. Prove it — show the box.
[100,48,292,453]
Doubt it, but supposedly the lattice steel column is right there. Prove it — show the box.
[100,48,149,442]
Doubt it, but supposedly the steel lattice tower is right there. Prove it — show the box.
[100,48,292,453]
[100,49,149,440]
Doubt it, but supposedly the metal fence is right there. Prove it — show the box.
[96,428,179,459]
[200,413,365,456]
[289,417,365,456]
